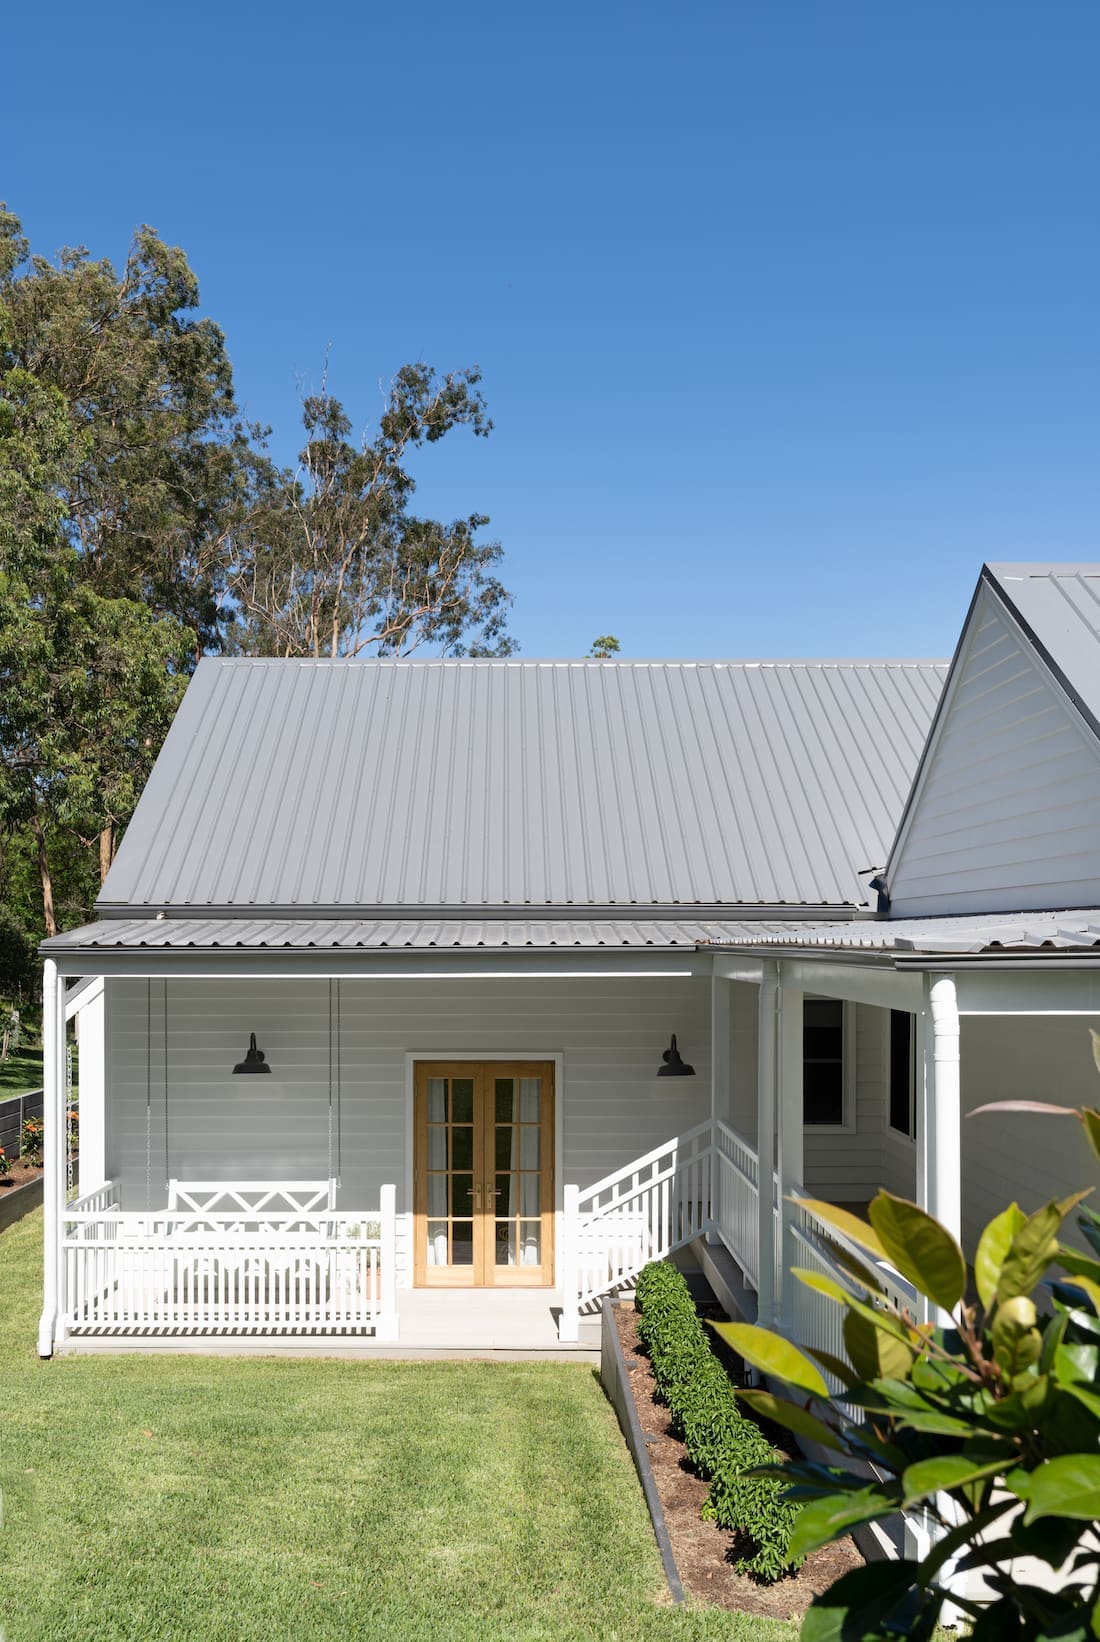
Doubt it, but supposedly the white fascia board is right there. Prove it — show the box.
[782,958,925,1012]
[48,949,709,982]
[64,975,104,1019]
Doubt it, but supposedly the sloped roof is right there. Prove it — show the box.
[98,658,946,916]
[985,564,1100,733]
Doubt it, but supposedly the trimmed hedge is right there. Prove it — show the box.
[633,1261,800,1581]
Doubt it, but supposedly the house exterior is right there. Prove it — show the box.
[37,562,1100,1373]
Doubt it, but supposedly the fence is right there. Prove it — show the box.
[0,1086,44,1161]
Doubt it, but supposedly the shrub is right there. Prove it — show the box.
[633,1259,800,1580]
[0,1144,10,1177]
[20,1115,42,1167]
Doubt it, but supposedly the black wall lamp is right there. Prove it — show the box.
[232,1033,271,1075]
[657,1035,695,1077]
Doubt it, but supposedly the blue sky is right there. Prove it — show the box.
[5,3,1099,659]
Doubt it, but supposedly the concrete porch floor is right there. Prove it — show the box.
[58,1287,603,1362]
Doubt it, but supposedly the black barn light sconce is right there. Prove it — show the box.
[657,1034,695,1077]
[232,1032,272,1075]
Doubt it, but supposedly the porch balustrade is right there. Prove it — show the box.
[60,1180,398,1340]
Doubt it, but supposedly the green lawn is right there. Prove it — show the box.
[0,1212,795,1642]
[0,1048,43,1097]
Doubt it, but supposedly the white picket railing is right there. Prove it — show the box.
[60,1181,398,1339]
[713,1121,761,1286]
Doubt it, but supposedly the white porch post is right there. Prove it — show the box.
[756,962,779,1330]
[708,971,731,1243]
[37,959,65,1357]
[558,1183,580,1342]
[777,970,804,1333]
[919,973,962,1325]
[376,1183,399,1341]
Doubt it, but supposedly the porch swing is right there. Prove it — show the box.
[159,978,344,1227]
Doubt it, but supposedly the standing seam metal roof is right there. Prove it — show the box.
[99,658,947,915]
[710,908,1100,955]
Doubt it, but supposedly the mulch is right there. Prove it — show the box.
[0,1157,44,1190]
[613,1302,862,1619]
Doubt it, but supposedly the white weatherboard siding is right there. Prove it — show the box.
[104,975,712,1287]
[888,582,1100,917]
[960,1015,1100,1258]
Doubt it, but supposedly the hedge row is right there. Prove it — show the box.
[634,1260,800,1581]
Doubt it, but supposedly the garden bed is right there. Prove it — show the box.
[0,1155,44,1192]
[613,1300,862,1620]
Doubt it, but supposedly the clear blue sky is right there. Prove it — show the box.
[5,3,1099,660]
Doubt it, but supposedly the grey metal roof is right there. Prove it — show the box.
[99,658,946,916]
[44,916,809,953]
[712,908,1100,956]
[986,563,1100,733]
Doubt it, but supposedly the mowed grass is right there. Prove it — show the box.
[0,1212,794,1642]
[0,1048,43,1097]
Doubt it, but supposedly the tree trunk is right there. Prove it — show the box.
[99,824,116,883]
[30,810,57,938]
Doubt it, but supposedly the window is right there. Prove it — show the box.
[889,1010,916,1139]
[803,999,846,1125]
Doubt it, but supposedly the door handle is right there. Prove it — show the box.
[475,1183,483,1208]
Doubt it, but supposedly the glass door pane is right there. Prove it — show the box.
[493,1075,543,1268]
[424,1075,475,1269]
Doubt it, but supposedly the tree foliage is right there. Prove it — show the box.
[719,1065,1100,1641]
[0,203,514,950]
[227,367,513,658]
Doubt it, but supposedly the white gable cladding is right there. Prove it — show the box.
[887,582,1100,917]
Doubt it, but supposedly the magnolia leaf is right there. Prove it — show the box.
[800,1558,922,1642]
[1055,1273,1100,1317]
[1082,1107,1100,1167]
[821,1237,886,1296]
[735,1390,843,1453]
[975,1203,1027,1311]
[868,1193,966,1313]
[991,1295,1042,1378]
[1091,1029,1100,1079]
[844,1308,912,1384]
[1054,1342,1100,1385]
[1063,1382,1100,1422]
[969,1100,1079,1118]
[805,1347,860,1391]
[791,1266,850,1305]
[997,1201,1066,1303]
[794,1198,889,1262]
[1022,1455,1100,1525]
[788,1486,898,1562]
[1056,1247,1100,1286]
[710,1321,829,1398]
[901,1453,1006,1509]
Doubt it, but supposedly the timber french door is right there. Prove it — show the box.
[413,1062,555,1287]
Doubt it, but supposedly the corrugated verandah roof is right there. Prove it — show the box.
[98,658,946,916]
[43,916,809,953]
[709,908,1100,956]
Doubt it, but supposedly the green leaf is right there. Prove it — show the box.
[991,1295,1043,1377]
[800,1559,923,1642]
[917,1496,1018,1586]
[868,1192,967,1313]
[1056,1247,1100,1286]
[901,1453,1005,1509]
[804,1346,860,1390]
[1082,1104,1100,1167]
[1063,1383,1100,1422]
[794,1197,890,1262]
[843,1308,913,1383]
[735,1389,843,1453]
[1022,1455,1100,1525]
[975,1203,1027,1311]
[709,1321,829,1398]
[791,1266,851,1305]
[787,1485,898,1561]
[998,1201,1066,1303]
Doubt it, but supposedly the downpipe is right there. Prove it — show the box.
[37,959,59,1358]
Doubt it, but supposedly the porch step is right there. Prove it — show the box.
[689,1235,757,1325]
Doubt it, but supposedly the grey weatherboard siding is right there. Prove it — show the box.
[98,657,947,916]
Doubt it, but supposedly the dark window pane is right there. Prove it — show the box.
[890,1011,914,1136]
[452,1127,473,1170]
[803,1062,844,1125]
[803,998,844,1060]
[452,1079,474,1123]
